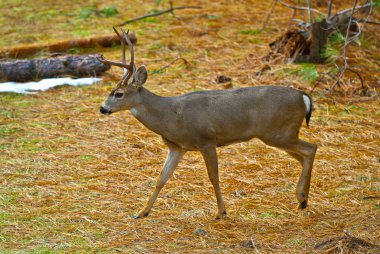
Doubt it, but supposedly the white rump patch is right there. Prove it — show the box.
[303,94,311,114]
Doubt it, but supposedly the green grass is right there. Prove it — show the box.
[77,5,118,19]
[79,155,96,160]
[0,192,19,207]
[297,63,319,82]
[239,29,262,35]
[281,63,319,83]
[0,127,23,138]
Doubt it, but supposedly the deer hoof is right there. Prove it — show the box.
[298,200,308,209]
[134,211,149,219]
[215,210,227,220]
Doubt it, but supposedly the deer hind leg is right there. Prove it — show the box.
[267,138,317,209]
[135,146,185,218]
[286,151,304,164]
[200,146,227,219]
[285,140,317,209]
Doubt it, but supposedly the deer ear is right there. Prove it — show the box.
[133,66,148,87]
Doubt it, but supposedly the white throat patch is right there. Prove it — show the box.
[130,108,138,117]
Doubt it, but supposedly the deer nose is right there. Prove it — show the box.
[100,106,111,115]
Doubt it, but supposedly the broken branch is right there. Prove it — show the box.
[329,0,359,92]
[118,2,201,26]
[261,0,278,31]
[306,0,312,24]
[327,0,333,18]
[337,2,374,15]
[277,0,325,16]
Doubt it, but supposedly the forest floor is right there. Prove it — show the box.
[0,0,379,253]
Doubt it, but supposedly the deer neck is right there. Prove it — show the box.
[131,87,173,136]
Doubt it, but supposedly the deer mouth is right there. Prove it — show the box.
[100,106,112,115]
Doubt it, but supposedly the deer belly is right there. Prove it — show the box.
[216,130,255,147]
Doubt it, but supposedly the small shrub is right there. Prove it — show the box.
[321,32,345,61]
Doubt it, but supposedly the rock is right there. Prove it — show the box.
[216,75,232,84]
[233,190,247,197]
[193,228,207,236]
[241,238,259,250]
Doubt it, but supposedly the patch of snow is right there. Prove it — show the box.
[0,77,102,94]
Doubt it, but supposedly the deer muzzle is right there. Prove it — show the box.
[100,106,112,115]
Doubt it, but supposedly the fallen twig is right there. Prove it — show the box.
[347,68,366,89]
[153,57,190,73]
[363,19,380,25]
[118,1,201,26]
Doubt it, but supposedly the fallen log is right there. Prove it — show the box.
[0,33,137,59]
[0,54,110,82]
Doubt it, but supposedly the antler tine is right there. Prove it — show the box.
[120,28,135,85]
[95,27,131,71]
[121,28,135,72]
[112,27,126,66]
[96,55,130,69]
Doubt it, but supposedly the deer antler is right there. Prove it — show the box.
[96,27,135,87]
[120,28,135,86]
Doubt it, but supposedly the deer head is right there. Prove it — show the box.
[98,27,148,115]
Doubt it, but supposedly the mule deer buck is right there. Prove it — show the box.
[98,28,317,219]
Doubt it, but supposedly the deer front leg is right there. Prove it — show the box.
[200,146,226,219]
[135,147,185,218]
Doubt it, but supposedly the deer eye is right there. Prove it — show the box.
[114,92,124,98]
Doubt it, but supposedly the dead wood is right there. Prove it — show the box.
[0,33,137,59]
[314,235,380,253]
[265,12,359,64]
[0,54,109,82]
[264,28,309,63]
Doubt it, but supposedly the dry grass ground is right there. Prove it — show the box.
[0,0,379,253]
